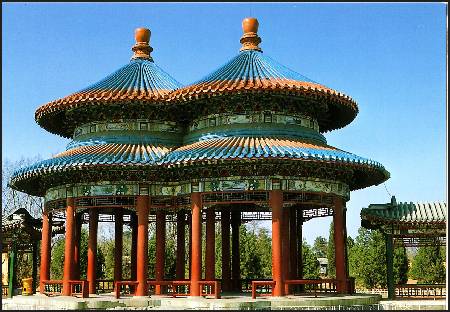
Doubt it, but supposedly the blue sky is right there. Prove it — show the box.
[2,3,447,243]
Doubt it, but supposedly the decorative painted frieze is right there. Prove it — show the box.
[189,112,319,132]
[45,177,349,201]
[73,119,182,139]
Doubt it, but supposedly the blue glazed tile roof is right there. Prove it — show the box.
[11,143,172,179]
[170,50,358,133]
[160,136,384,168]
[172,50,347,98]
[36,59,182,120]
[34,58,182,138]
[361,200,447,224]
[11,137,386,186]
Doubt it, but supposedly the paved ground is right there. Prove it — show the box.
[1,293,447,310]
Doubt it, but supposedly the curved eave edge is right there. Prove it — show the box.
[9,158,389,197]
[360,213,446,227]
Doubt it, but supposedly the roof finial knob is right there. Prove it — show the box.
[131,27,153,61]
[240,17,262,52]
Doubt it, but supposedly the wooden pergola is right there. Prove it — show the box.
[361,196,447,299]
[1,208,64,298]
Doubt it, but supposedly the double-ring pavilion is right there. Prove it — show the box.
[9,17,390,298]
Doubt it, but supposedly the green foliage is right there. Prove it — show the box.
[312,236,328,258]
[50,235,65,279]
[326,221,335,277]
[409,245,445,284]
[348,227,386,289]
[302,240,320,279]
[393,246,408,284]
[14,250,33,285]
[348,227,409,289]
[239,223,272,279]
[51,228,105,280]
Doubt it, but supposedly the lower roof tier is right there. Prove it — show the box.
[9,137,389,196]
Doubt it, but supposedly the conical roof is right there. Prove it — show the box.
[170,18,357,132]
[35,28,182,138]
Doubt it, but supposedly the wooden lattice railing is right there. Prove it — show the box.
[2,285,8,297]
[240,278,272,293]
[96,279,115,293]
[42,280,63,296]
[395,284,446,299]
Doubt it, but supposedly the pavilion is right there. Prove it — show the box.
[361,196,446,299]
[8,17,390,298]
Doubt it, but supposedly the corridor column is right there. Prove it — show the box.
[221,208,231,292]
[282,207,290,294]
[87,209,98,294]
[297,211,304,290]
[205,207,216,280]
[62,197,75,296]
[270,187,284,296]
[231,210,241,292]
[130,213,138,281]
[114,210,123,289]
[155,210,166,295]
[73,213,82,280]
[289,207,298,281]
[333,196,348,294]
[190,191,202,296]
[176,210,186,280]
[136,195,149,296]
[39,211,52,293]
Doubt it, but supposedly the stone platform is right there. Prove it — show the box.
[2,293,384,310]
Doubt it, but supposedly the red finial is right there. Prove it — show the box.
[131,27,153,60]
[240,17,262,52]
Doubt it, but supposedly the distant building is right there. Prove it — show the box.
[317,257,328,275]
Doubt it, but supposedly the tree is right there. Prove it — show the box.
[239,224,262,279]
[393,245,409,284]
[2,157,44,219]
[409,245,445,284]
[302,240,320,279]
[312,236,328,258]
[326,221,335,277]
[51,229,105,279]
[348,227,409,289]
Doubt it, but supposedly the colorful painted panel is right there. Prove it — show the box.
[189,112,319,132]
[73,120,182,139]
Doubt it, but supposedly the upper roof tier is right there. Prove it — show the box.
[35,28,182,138]
[170,18,358,133]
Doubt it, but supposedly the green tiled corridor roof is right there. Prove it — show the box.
[361,199,447,224]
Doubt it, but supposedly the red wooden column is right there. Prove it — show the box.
[176,210,186,280]
[87,209,98,294]
[221,208,231,292]
[188,214,192,279]
[289,207,298,282]
[130,212,138,281]
[155,210,166,295]
[297,211,304,280]
[136,195,149,296]
[333,196,348,294]
[73,213,82,280]
[282,206,290,294]
[205,207,216,280]
[62,197,75,296]
[270,190,284,296]
[190,192,202,296]
[39,212,52,293]
[231,210,241,292]
[114,210,123,288]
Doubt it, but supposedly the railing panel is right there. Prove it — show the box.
[395,284,446,299]
[96,279,115,293]
[2,285,8,297]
